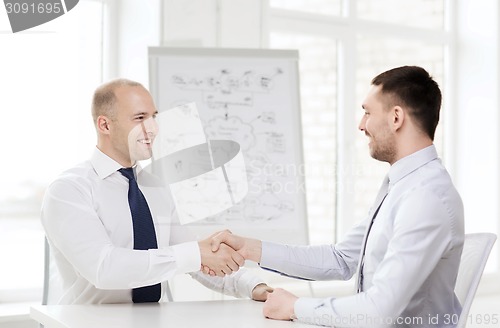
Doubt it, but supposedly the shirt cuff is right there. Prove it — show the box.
[236,271,267,298]
[260,241,287,268]
[171,241,201,274]
[294,297,333,326]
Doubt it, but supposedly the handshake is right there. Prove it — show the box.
[197,230,299,320]
[197,230,274,302]
[197,229,262,277]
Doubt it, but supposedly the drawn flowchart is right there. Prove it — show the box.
[149,48,305,233]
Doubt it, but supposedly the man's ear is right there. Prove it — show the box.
[392,106,405,131]
[96,115,111,134]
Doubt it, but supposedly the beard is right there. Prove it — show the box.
[368,131,397,164]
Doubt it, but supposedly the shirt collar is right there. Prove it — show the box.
[388,145,438,189]
[90,147,126,180]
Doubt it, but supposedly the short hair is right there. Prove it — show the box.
[372,66,442,140]
[91,78,144,126]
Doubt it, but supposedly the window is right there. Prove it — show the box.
[269,1,448,242]
[268,0,500,278]
[0,0,103,301]
[357,0,444,29]
[270,32,337,245]
[270,0,341,16]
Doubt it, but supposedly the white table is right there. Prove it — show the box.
[31,300,313,328]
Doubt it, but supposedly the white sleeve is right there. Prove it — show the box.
[42,178,200,290]
[189,268,266,299]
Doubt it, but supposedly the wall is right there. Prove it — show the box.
[162,0,265,48]
[455,0,500,276]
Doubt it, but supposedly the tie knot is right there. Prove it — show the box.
[119,167,136,181]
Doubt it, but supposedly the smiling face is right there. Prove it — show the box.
[358,85,397,164]
[103,85,158,167]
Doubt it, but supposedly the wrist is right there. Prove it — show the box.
[245,238,262,262]
[198,239,210,260]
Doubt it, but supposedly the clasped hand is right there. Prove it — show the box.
[198,229,261,277]
[198,230,249,277]
[197,231,244,277]
[199,230,297,317]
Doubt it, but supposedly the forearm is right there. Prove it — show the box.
[64,241,200,290]
[190,268,266,299]
[259,241,356,281]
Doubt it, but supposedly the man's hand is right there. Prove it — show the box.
[251,283,274,302]
[263,288,298,321]
[198,236,245,277]
[210,230,262,262]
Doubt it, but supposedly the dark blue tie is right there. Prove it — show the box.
[119,167,161,303]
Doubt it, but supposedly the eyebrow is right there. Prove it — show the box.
[134,111,158,117]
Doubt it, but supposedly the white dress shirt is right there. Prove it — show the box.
[260,145,464,327]
[41,147,264,304]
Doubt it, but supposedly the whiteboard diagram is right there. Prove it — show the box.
[149,47,307,243]
[143,102,249,226]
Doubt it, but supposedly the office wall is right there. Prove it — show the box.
[455,0,500,277]
[103,0,161,85]
[162,0,264,48]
